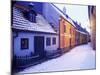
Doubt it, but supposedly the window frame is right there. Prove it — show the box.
[46,37,51,46]
[64,24,66,33]
[21,38,29,50]
[52,37,56,45]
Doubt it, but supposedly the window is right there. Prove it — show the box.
[46,37,51,46]
[23,10,37,23]
[64,25,66,33]
[52,37,56,45]
[29,12,36,22]
[21,38,29,49]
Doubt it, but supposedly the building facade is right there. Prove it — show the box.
[12,2,59,59]
[88,6,96,50]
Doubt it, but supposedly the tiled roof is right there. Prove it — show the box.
[51,4,76,28]
[72,21,88,34]
[12,6,57,34]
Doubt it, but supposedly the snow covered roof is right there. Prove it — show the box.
[73,21,88,34]
[51,4,76,28]
[51,4,88,34]
[12,6,57,34]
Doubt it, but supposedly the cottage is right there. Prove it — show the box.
[43,3,77,52]
[12,2,59,60]
[42,3,89,53]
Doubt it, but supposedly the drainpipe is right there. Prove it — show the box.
[58,17,61,50]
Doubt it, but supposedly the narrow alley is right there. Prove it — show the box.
[20,43,95,73]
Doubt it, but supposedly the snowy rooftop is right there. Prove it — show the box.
[12,6,57,34]
[53,3,90,33]
[51,4,76,28]
[51,4,88,34]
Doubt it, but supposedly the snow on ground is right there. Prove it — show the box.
[20,43,96,73]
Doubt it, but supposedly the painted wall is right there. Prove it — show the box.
[88,6,96,50]
[75,31,80,45]
[13,31,58,56]
[70,25,76,47]
[44,35,59,52]
[13,32,34,56]
[59,16,71,49]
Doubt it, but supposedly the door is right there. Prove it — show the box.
[34,36,45,58]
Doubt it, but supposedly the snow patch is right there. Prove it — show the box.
[19,43,95,73]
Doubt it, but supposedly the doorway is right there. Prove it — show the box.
[34,36,45,58]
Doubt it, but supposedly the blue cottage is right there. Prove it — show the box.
[12,2,59,60]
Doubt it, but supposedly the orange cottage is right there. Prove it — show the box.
[59,16,76,52]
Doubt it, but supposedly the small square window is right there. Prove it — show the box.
[21,38,29,49]
[52,37,56,45]
[46,37,51,46]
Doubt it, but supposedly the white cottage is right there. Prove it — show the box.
[12,4,59,59]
